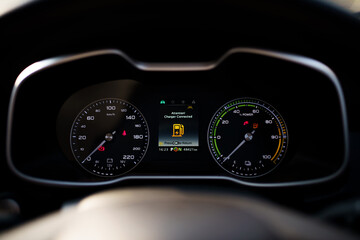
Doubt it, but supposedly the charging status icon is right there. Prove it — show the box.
[172,124,184,137]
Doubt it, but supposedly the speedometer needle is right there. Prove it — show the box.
[81,131,116,164]
[221,130,255,164]
[82,140,106,163]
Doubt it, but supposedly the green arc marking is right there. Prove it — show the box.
[212,102,258,158]
[213,138,221,157]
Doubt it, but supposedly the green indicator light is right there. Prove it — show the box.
[160,100,166,104]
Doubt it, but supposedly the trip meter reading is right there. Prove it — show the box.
[70,98,149,177]
[208,98,288,178]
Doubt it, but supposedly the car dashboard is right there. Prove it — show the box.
[1,0,360,238]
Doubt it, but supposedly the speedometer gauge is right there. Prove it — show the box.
[70,98,149,177]
[208,98,288,178]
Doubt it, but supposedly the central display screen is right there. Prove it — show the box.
[158,99,199,152]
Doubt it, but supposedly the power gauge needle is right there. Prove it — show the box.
[221,130,255,164]
[81,131,116,164]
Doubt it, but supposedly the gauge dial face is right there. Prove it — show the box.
[208,98,288,178]
[70,98,149,177]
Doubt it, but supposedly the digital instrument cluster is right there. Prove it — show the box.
[7,48,348,187]
[67,94,288,178]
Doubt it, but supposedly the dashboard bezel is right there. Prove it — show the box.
[6,47,350,187]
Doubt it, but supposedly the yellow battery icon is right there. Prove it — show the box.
[172,124,184,137]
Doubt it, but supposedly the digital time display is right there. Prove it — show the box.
[158,99,199,152]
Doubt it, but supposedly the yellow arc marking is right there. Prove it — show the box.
[271,126,282,162]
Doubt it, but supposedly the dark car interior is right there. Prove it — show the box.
[1,0,360,239]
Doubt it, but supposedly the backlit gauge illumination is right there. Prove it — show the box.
[208,98,288,178]
[70,98,149,177]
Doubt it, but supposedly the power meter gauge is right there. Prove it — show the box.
[207,98,288,178]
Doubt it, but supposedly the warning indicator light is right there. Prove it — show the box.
[98,146,105,151]
[172,124,184,137]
